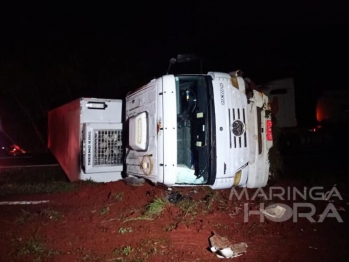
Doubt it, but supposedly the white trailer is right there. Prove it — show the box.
[261,78,296,128]
[48,98,123,182]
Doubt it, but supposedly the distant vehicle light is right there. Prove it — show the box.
[8,144,26,156]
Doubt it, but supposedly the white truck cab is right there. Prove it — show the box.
[124,72,268,189]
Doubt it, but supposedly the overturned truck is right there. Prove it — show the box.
[48,71,273,189]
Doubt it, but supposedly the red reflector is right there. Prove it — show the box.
[266,120,272,128]
[266,120,273,141]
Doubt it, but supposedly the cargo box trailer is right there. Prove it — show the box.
[48,98,123,182]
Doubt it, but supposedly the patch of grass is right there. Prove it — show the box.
[134,239,169,259]
[14,235,58,260]
[122,246,133,256]
[118,227,133,234]
[80,178,99,185]
[112,192,124,202]
[203,191,218,210]
[124,197,169,221]
[66,247,105,261]
[217,199,230,212]
[145,197,168,217]
[15,208,61,224]
[163,223,178,232]
[82,253,104,261]
[17,238,46,256]
[112,246,133,257]
[15,209,34,224]
[0,181,77,195]
[39,208,61,221]
[177,198,199,216]
[100,206,110,215]
[0,165,67,185]
[215,223,228,229]
[131,258,146,262]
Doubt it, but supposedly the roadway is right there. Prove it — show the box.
[0,153,59,168]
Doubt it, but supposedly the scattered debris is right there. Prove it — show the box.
[189,189,197,194]
[0,200,49,205]
[229,206,242,217]
[260,205,286,219]
[209,232,248,259]
[167,191,184,204]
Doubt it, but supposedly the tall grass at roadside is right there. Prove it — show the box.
[0,166,96,195]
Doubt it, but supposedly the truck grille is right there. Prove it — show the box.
[229,108,247,148]
[94,130,123,166]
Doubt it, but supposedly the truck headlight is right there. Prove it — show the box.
[233,170,242,186]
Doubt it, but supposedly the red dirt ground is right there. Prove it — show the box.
[0,178,348,262]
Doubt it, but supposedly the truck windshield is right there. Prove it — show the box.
[175,75,212,184]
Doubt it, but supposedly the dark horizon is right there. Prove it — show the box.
[1,1,349,150]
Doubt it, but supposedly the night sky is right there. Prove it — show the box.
[1,1,349,149]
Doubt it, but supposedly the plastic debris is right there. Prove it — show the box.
[167,191,184,203]
[209,232,248,259]
[260,205,286,219]
[189,189,197,194]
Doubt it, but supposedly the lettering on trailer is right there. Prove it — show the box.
[220,83,225,105]
[88,131,91,166]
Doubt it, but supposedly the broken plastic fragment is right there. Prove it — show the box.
[209,232,247,259]
[260,205,286,219]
